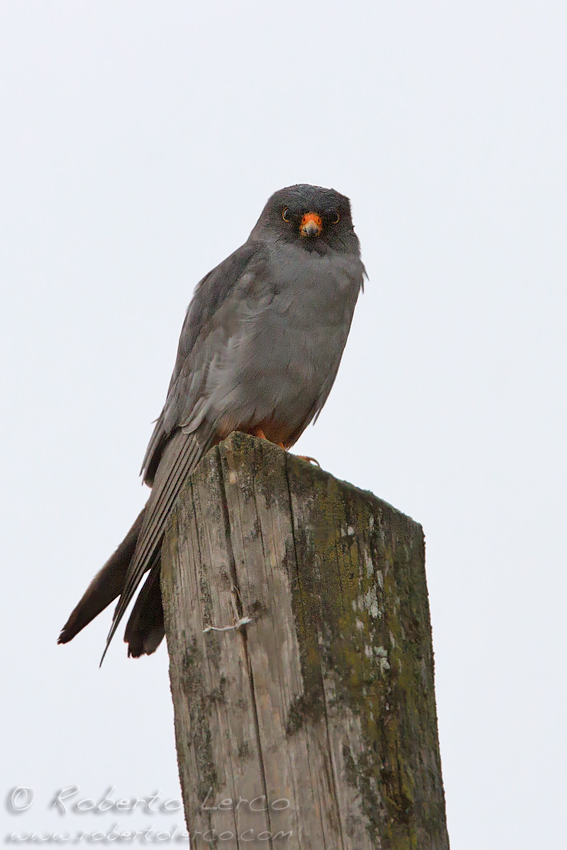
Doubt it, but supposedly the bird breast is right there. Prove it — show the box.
[207,244,363,443]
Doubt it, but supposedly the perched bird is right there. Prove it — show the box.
[58,184,365,661]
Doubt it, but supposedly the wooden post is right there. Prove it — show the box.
[161,432,449,850]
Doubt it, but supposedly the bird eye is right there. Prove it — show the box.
[282,207,291,222]
[332,211,340,224]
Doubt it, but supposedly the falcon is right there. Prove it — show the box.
[58,184,365,660]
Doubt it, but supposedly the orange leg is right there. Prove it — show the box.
[252,426,286,449]
[251,427,316,462]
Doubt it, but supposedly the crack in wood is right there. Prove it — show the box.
[217,445,274,850]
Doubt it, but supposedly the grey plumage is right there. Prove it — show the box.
[58,184,365,660]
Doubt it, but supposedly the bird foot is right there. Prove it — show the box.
[296,455,320,466]
[251,428,318,464]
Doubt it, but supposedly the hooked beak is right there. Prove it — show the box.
[299,212,323,238]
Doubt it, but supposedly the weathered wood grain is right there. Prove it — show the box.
[161,432,449,849]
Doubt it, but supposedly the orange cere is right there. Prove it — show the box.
[300,212,323,236]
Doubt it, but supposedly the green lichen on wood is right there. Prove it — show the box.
[275,446,446,849]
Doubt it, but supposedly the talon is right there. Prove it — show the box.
[297,455,320,466]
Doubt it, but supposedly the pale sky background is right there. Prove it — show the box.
[1,2,566,847]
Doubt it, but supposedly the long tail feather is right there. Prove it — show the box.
[58,508,145,644]
[124,564,164,658]
[101,425,214,663]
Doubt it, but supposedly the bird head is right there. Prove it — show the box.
[251,184,360,255]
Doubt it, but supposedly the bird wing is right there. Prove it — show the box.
[141,241,263,485]
[101,241,269,662]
